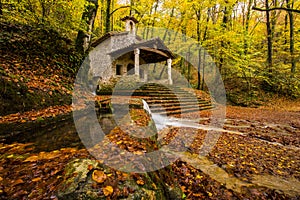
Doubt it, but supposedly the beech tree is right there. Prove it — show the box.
[76,0,98,53]
[286,0,296,74]
[3,0,299,99]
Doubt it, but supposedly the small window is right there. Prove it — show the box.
[116,64,122,75]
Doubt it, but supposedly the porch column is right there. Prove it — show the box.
[134,48,140,77]
[167,58,172,85]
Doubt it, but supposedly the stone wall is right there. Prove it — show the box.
[88,32,141,85]
[111,33,138,52]
[88,37,112,82]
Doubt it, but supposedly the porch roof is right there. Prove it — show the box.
[109,37,176,63]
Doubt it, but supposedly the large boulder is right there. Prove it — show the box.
[57,158,182,200]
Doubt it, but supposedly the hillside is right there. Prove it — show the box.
[0,20,81,116]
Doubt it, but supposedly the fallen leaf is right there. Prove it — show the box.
[12,179,24,186]
[92,170,107,184]
[24,155,38,162]
[87,165,93,171]
[136,179,145,185]
[103,185,113,196]
[116,141,123,145]
[193,193,203,197]
[7,154,14,158]
[39,151,60,160]
[196,174,203,179]
[51,169,60,176]
[32,177,41,182]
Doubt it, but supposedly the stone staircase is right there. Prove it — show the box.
[96,83,213,116]
[132,83,213,116]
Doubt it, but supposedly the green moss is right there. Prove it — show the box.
[57,158,184,199]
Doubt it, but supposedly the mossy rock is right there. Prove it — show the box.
[57,158,183,200]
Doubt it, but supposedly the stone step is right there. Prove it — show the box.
[149,101,210,106]
[149,102,211,110]
[149,104,212,113]
[139,91,189,96]
[145,97,209,102]
[145,98,207,104]
[112,90,186,96]
[133,92,177,97]
[152,105,214,116]
[97,83,213,115]
[133,91,187,95]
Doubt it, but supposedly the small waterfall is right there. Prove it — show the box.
[141,99,243,136]
[142,99,163,131]
[142,99,152,116]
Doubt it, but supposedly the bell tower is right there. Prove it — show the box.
[121,16,138,35]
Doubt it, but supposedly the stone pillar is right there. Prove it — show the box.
[134,48,140,77]
[167,58,172,85]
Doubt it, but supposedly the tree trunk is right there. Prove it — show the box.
[244,0,253,55]
[75,0,98,53]
[195,8,201,90]
[98,0,105,36]
[150,0,159,38]
[187,51,191,87]
[163,7,175,45]
[220,3,231,74]
[200,9,210,90]
[130,0,134,15]
[180,18,188,78]
[271,0,278,40]
[144,5,154,40]
[284,14,288,45]
[202,51,206,90]
[0,0,2,15]
[111,0,114,31]
[105,0,111,33]
[265,0,273,72]
[286,0,296,74]
[197,48,202,90]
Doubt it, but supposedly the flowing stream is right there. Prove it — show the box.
[144,100,299,151]
[1,100,299,196]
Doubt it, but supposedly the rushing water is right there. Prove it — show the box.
[3,100,298,152]
[151,112,245,136]
[142,99,152,116]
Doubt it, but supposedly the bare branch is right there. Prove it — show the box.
[252,6,300,13]
[110,6,140,16]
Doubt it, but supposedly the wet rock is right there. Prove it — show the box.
[57,159,99,199]
[57,158,182,200]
